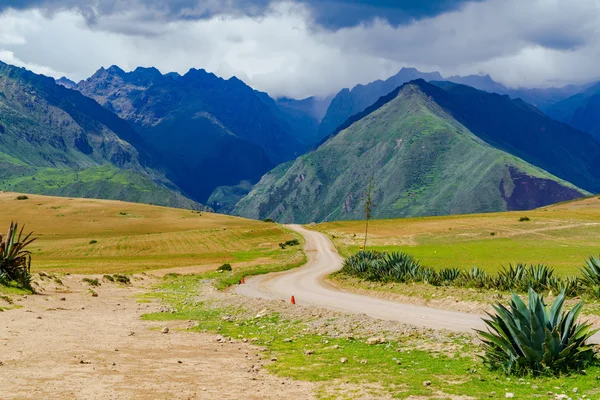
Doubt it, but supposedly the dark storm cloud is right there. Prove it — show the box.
[0,0,483,29]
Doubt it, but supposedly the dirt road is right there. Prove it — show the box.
[236,225,600,341]
[0,274,315,400]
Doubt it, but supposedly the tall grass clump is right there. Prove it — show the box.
[477,289,597,376]
[0,222,36,289]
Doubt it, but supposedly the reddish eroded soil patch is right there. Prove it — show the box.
[0,275,316,400]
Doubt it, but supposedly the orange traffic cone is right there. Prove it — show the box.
[240,277,245,284]
[291,295,296,305]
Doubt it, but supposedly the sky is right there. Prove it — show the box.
[0,0,599,99]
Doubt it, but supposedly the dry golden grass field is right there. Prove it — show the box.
[1,192,302,274]
[314,196,600,275]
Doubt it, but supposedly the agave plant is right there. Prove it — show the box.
[477,288,597,376]
[0,222,36,288]
[580,256,600,297]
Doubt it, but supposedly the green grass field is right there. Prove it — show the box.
[314,196,600,275]
[0,192,302,274]
[143,274,600,399]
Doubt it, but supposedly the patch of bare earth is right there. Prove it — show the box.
[0,275,316,400]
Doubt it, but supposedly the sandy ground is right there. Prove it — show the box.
[0,274,316,400]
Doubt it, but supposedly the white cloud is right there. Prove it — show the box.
[0,0,599,98]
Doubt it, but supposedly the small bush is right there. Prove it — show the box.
[490,232,496,236]
[89,240,98,245]
[284,239,300,246]
[113,274,130,284]
[519,216,531,222]
[103,274,130,284]
[16,195,28,200]
[477,289,597,376]
[263,218,275,223]
[81,278,100,286]
[217,263,232,272]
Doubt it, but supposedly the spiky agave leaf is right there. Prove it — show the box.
[0,221,36,288]
[476,288,598,376]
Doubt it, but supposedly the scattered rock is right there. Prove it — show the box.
[255,309,268,318]
[340,358,348,363]
[222,315,234,322]
[366,337,386,345]
[60,297,66,301]
[554,395,568,400]
[177,360,182,364]
[505,393,514,399]
[270,357,278,362]
[360,359,368,365]
[304,349,315,356]
[423,380,431,387]
[161,327,169,334]
[331,344,340,349]
[128,331,135,336]
[573,388,579,393]
[79,360,91,365]
[36,316,42,320]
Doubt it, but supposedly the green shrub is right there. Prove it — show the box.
[263,218,275,223]
[0,221,36,289]
[217,263,232,272]
[519,216,531,222]
[89,240,98,245]
[81,278,100,286]
[102,274,130,284]
[477,289,597,376]
[16,195,28,200]
[284,239,300,246]
[113,274,130,284]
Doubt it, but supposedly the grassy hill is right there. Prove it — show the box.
[0,192,302,274]
[235,80,587,223]
[313,196,600,275]
[0,61,201,209]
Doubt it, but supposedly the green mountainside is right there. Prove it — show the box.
[0,61,201,209]
[234,81,587,223]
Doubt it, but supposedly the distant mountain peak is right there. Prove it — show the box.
[106,65,126,76]
[55,76,77,89]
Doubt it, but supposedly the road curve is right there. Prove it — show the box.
[236,224,487,334]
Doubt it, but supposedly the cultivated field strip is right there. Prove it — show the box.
[1,192,300,274]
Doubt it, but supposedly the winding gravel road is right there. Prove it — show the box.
[237,225,600,342]
[236,224,487,333]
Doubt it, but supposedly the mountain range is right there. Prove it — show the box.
[234,80,600,222]
[0,61,200,209]
[546,82,600,142]
[2,60,600,221]
[317,68,594,139]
